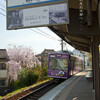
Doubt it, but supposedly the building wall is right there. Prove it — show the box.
[0,70,7,78]
[41,49,55,67]
[0,62,8,87]
[0,49,9,87]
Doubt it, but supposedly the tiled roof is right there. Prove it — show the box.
[42,49,55,54]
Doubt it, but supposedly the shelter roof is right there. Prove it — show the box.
[49,0,100,52]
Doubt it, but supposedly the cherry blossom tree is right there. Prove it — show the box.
[7,45,41,68]
[6,45,41,81]
[6,60,21,81]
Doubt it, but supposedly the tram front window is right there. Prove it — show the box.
[49,58,68,70]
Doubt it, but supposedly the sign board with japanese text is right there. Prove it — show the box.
[8,0,65,8]
[7,0,69,30]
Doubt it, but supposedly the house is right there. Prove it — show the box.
[0,49,9,87]
[41,49,56,67]
[36,49,56,67]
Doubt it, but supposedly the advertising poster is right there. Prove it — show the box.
[23,6,49,26]
[7,3,68,29]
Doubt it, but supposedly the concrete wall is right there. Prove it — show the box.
[0,70,8,87]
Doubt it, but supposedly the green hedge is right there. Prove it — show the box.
[14,68,39,89]
[14,66,49,90]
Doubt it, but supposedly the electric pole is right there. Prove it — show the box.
[61,39,63,52]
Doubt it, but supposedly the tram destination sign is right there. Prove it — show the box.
[7,0,69,30]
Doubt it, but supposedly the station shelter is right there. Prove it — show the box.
[7,0,100,100]
[48,0,100,100]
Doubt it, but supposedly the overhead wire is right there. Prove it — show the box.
[0,1,6,16]
[45,27,61,41]
[36,28,59,41]
[0,8,6,12]
[30,28,56,40]
[30,28,59,41]
[0,12,6,17]
[0,3,6,8]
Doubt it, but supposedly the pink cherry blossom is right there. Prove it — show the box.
[7,45,41,81]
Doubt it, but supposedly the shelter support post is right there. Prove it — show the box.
[87,0,92,26]
[93,37,100,100]
[91,41,94,90]
[98,1,100,28]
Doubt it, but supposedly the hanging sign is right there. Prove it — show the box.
[8,0,65,8]
[7,0,69,30]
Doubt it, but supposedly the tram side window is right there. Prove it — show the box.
[0,63,6,70]
[74,60,78,68]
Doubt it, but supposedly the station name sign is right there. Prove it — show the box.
[7,0,69,30]
[8,0,65,8]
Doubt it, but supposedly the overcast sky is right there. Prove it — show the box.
[0,0,74,54]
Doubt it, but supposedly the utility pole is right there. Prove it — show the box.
[61,39,63,52]
[60,39,69,53]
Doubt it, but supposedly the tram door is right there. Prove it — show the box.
[70,60,74,76]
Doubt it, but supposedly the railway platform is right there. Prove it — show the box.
[39,71,94,100]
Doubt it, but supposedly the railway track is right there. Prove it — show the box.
[18,79,63,100]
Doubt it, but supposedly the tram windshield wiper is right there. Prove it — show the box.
[58,65,64,70]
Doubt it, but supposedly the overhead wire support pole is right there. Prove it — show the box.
[61,39,63,53]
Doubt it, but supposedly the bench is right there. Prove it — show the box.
[85,71,92,81]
